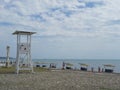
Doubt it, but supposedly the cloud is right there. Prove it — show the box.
[1,0,120,59]
[0,0,120,40]
[77,0,104,8]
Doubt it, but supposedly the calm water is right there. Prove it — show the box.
[1,59,120,73]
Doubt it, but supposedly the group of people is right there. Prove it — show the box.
[91,67,104,73]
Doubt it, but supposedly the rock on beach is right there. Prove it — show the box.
[0,70,120,90]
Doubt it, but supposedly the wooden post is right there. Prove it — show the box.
[6,46,10,67]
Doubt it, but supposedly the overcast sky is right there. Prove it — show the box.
[0,0,120,59]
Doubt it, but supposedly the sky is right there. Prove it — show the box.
[0,0,120,59]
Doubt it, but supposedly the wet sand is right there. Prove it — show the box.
[0,70,120,90]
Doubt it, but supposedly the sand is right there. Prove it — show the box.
[0,70,120,90]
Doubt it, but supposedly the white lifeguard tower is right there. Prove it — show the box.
[13,31,36,74]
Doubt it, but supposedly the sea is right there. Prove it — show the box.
[0,59,120,73]
[32,59,120,73]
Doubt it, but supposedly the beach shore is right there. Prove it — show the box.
[0,70,120,90]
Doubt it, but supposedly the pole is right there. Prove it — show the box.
[6,46,10,67]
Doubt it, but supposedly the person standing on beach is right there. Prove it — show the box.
[62,62,65,69]
[91,67,94,72]
[98,67,101,73]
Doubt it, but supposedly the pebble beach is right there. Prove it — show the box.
[0,70,120,90]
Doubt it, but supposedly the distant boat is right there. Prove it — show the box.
[103,64,115,73]
[65,63,73,69]
[50,63,56,68]
[35,62,48,68]
[79,63,88,71]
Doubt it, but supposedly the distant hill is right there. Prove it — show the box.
[0,57,15,59]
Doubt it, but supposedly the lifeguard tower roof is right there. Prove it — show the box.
[13,31,36,35]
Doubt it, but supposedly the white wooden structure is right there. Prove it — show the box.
[13,31,36,74]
